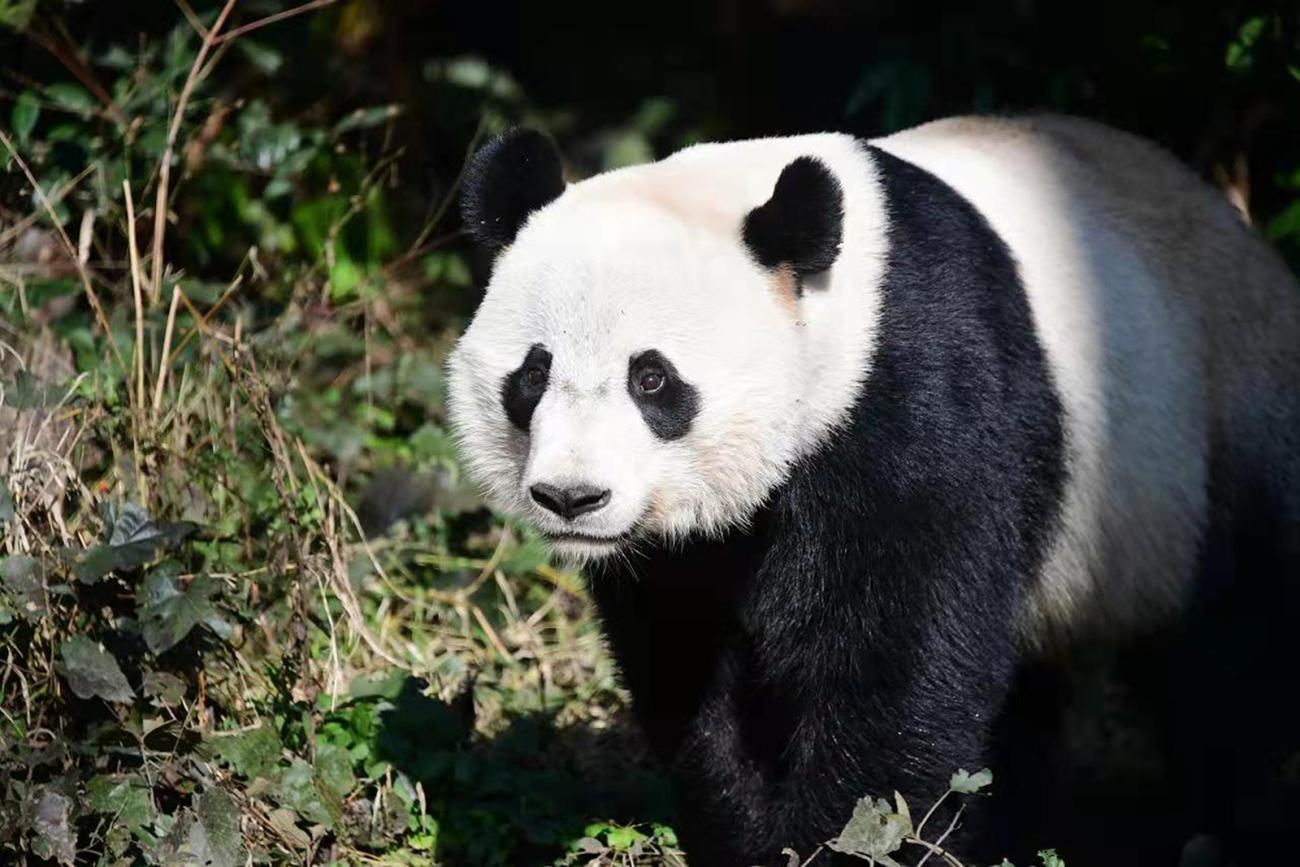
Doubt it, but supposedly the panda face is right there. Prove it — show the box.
[448,130,881,562]
[448,195,808,560]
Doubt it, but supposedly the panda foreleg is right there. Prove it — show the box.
[666,570,1026,867]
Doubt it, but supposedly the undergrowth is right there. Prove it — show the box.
[0,2,680,863]
[0,3,1043,860]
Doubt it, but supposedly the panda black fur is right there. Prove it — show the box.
[447,119,1300,865]
[589,143,1066,864]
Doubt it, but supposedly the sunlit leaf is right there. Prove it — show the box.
[826,795,911,864]
[949,767,994,794]
[0,554,46,621]
[206,724,284,779]
[273,758,342,828]
[0,0,36,31]
[165,789,246,867]
[73,503,199,582]
[25,787,75,865]
[61,635,134,702]
[86,774,155,832]
[333,104,402,136]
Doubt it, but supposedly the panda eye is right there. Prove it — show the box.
[637,369,665,395]
[524,365,547,389]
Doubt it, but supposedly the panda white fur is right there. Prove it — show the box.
[446,116,1300,865]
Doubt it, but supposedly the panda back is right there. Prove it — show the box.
[876,115,1300,646]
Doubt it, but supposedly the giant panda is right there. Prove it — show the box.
[445,116,1300,866]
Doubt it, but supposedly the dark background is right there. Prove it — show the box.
[6,0,1299,280]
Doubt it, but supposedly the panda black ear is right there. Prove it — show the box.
[742,156,843,279]
[461,128,566,248]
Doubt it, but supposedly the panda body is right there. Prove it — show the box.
[447,117,1300,865]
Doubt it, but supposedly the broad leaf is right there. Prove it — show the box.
[314,741,356,799]
[61,635,134,703]
[1,370,67,409]
[0,554,46,621]
[333,104,402,136]
[73,503,199,582]
[159,789,247,867]
[273,758,343,829]
[827,795,912,864]
[86,774,155,832]
[206,724,284,779]
[11,89,38,144]
[26,787,75,865]
[949,767,994,794]
[137,562,224,653]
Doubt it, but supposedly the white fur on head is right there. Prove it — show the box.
[447,134,887,561]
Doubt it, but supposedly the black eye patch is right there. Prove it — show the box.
[628,350,699,441]
[501,344,552,431]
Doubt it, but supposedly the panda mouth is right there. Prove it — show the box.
[543,530,630,546]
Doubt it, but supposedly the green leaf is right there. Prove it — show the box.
[235,39,284,75]
[949,767,994,794]
[61,635,134,703]
[25,787,75,865]
[333,104,402,136]
[315,741,356,798]
[143,670,188,705]
[502,533,550,574]
[11,89,39,144]
[86,774,155,832]
[73,504,199,582]
[1266,200,1300,243]
[137,562,224,653]
[826,795,911,864]
[651,823,679,848]
[2,370,69,409]
[175,789,246,867]
[43,82,96,117]
[1038,849,1066,867]
[0,0,36,31]
[206,724,283,779]
[0,554,46,621]
[604,824,648,851]
[273,758,341,828]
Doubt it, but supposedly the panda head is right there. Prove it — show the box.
[447,129,855,561]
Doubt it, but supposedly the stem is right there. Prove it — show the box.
[149,0,239,305]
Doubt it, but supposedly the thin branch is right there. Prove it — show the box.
[0,129,125,374]
[152,285,183,418]
[123,181,147,412]
[149,0,239,305]
[914,789,952,840]
[212,0,338,44]
[25,28,126,125]
[173,0,210,39]
[0,163,96,250]
[914,802,967,867]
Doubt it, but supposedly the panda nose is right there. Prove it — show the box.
[529,483,611,520]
